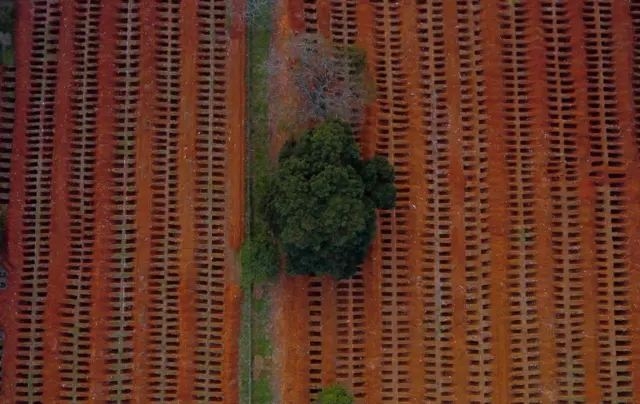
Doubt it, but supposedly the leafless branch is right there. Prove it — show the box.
[265,34,368,132]
[231,0,276,27]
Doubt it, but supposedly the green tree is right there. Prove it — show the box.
[240,225,280,290]
[361,155,396,209]
[261,121,395,279]
[316,384,355,404]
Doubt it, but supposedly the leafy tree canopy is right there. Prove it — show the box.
[260,121,396,279]
[315,384,356,404]
[240,225,280,290]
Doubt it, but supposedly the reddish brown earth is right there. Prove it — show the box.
[274,1,640,403]
[272,2,310,403]
[3,1,640,403]
[0,0,244,402]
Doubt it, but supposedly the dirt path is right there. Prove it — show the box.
[353,4,381,403]
[178,0,199,400]
[479,1,510,401]
[273,2,310,402]
[43,0,71,398]
[132,0,155,399]
[91,0,118,399]
[276,272,310,403]
[225,0,247,401]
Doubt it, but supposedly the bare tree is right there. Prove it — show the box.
[230,0,276,28]
[246,0,277,26]
[265,34,369,133]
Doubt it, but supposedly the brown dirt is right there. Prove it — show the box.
[223,0,248,402]
[270,7,312,404]
[479,1,509,401]
[439,1,469,400]
[90,0,117,399]
[621,0,640,396]
[287,0,306,35]
[269,0,301,159]
[271,4,306,403]
[3,1,640,403]
[612,1,638,400]
[566,1,599,400]
[178,0,199,400]
[320,276,337,387]
[253,283,265,300]
[132,0,155,399]
[355,5,381,401]
[229,0,247,254]
[0,0,32,401]
[254,354,266,379]
[43,0,74,399]
[276,272,310,403]
[223,283,242,403]
[0,0,244,402]
[272,1,640,403]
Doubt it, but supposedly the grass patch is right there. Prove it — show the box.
[254,333,272,357]
[241,0,278,289]
[251,292,274,403]
[238,295,253,402]
[239,1,276,403]
[252,376,274,404]
[253,293,273,357]
[240,225,279,291]
[253,292,268,313]
[1,47,12,65]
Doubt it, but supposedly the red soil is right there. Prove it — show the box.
[3,1,640,403]
[611,0,639,399]
[479,1,509,401]
[178,0,199,400]
[440,0,469,399]
[354,4,381,403]
[224,0,249,400]
[0,0,244,402]
[277,272,310,403]
[272,2,309,403]
[91,0,118,399]
[132,0,155,399]
[0,0,32,399]
[565,1,599,400]
[274,1,640,403]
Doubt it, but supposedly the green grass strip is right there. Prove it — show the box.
[239,1,275,403]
